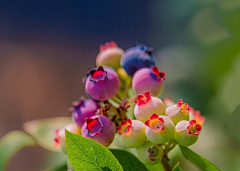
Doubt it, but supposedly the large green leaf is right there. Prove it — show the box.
[23,117,72,152]
[110,149,147,171]
[180,146,220,171]
[0,131,36,171]
[65,130,123,171]
[172,163,182,171]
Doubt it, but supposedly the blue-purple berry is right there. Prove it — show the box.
[81,115,116,147]
[121,45,156,76]
[71,97,100,128]
[85,66,120,101]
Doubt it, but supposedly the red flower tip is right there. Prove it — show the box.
[189,107,205,125]
[177,99,189,112]
[99,41,118,51]
[86,117,103,136]
[150,113,159,120]
[54,129,60,147]
[117,119,132,135]
[151,66,166,82]
[145,115,164,131]
[135,92,151,106]
[187,120,202,135]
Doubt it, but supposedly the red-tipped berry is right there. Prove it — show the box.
[81,115,115,147]
[174,120,202,146]
[138,141,164,165]
[85,66,120,101]
[117,119,146,148]
[96,41,124,70]
[132,66,165,97]
[145,114,175,144]
[165,99,189,125]
[134,92,165,122]
[189,107,205,125]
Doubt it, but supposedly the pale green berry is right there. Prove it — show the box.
[145,114,175,144]
[117,119,146,148]
[138,141,164,165]
[165,99,189,125]
[96,41,124,70]
[174,120,202,146]
[134,92,165,123]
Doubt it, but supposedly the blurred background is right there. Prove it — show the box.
[0,0,240,170]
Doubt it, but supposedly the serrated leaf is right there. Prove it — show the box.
[110,149,147,171]
[0,131,36,171]
[65,130,123,171]
[172,163,182,171]
[23,117,72,152]
[180,146,220,171]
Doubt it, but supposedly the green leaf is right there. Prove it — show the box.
[110,149,147,171]
[0,131,36,171]
[23,117,72,152]
[172,163,182,171]
[44,163,68,171]
[65,130,123,171]
[180,146,220,171]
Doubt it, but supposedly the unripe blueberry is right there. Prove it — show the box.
[132,66,165,97]
[165,99,189,125]
[121,45,156,76]
[70,98,100,128]
[174,120,202,146]
[189,107,205,125]
[96,41,124,70]
[145,114,175,144]
[117,119,146,148]
[138,141,164,165]
[134,92,165,122]
[54,123,81,153]
[85,66,120,101]
[81,115,115,147]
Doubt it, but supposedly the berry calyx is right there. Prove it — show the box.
[189,107,205,125]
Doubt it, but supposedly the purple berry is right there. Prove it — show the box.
[85,66,120,101]
[81,115,116,147]
[132,66,165,97]
[71,98,100,128]
[121,45,156,76]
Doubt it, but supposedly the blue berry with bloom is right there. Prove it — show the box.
[70,97,100,128]
[121,44,156,76]
[132,66,165,97]
[81,115,115,147]
[85,66,120,101]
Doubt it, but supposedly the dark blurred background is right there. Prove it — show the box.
[1,0,240,170]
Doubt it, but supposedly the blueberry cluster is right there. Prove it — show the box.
[55,41,205,165]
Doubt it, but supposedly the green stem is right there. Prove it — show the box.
[161,155,171,171]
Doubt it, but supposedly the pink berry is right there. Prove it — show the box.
[85,66,120,101]
[132,66,165,97]
[81,115,116,147]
